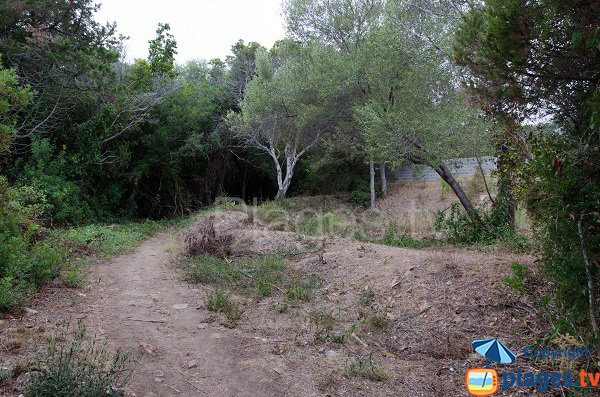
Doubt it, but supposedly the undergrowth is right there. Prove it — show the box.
[25,323,134,397]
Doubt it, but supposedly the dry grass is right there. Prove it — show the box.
[182,216,233,258]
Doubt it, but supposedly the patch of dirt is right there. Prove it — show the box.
[1,210,548,397]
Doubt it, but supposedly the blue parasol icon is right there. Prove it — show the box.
[472,338,517,365]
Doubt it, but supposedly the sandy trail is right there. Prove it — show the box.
[83,232,276,397]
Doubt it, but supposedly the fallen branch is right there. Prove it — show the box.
[351,332,369,348]
[125,317,168,324]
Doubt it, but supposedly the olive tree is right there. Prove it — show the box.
[230,41,345,200]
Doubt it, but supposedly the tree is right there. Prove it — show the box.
[285,0,492,211]
[0,58,34,153]
[454,0,600,335]
[0,0,120,149]
[231,42,344,200]
[148,23,178,78]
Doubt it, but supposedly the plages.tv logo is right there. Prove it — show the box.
[466,337,595,395]
[465,338,516,396]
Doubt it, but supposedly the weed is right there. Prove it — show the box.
[361,313,389,332]
[26,323,134,397]
[284,272,316,303]
[60,265,85,287]
[380,221,439,249]
[343,354,388,382]
[206,289,243,328]
[309,309,336,343]
[359,286,375,307]
[502,262,533,292]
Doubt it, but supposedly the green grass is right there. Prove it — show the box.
[57,215,193,258]
[378,221,440,249]
[179,255,287,299]
[58,220,166,257]
[502,262,532,292]
[206,289,244,328]
[180,254,321,306]
[343,354,388,382]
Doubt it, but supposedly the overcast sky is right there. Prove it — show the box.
[95,0,286,64]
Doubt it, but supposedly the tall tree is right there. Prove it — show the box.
[231,41,345,200]
[454,0,600,335]
[148,23,178,78]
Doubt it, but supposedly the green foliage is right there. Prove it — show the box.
[148,23,178,77]
[0,176,68,311]
[58,220,166,257]
[0,57,34,152]
[456,1,600,336]
[502,262,532,292]
[206,289,243,328]
[435,203,528,250]
[512,135,600,334]
[380,221,439,249]
[26,324,133,397]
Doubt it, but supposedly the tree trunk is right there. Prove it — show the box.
[274,153,295,201]
[369,159,376,210]
[434,162,475,213]
[380,162,387,198]
[405,147,475,214]
[240,167,247,202]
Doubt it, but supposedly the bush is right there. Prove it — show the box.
[348,189,371,208]
[26,324,134,397]
[434,203,528,250]
[183,216,233,258]
[0,176,68,311]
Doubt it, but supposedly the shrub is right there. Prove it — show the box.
[26,324,134,397]
[183,216,233,258]
[434,203,528,250]
[0,176,68,311]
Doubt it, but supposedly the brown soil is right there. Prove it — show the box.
[1,210,548,397]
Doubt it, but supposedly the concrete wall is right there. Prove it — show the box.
[388,157,497,182]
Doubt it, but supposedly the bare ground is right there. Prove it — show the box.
[1,210,549,397]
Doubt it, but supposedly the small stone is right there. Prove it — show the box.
[173,303,188,310]
[318,347,325,353]
[198,323,207,329]
[187,360,197,369]
[24,308,38,316]
[154,377,163,383]
[325,350,339,359]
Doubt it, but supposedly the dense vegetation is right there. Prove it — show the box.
[0,0,598,341]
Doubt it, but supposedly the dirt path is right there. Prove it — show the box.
[1,211,543,397]
[82,232,277,397]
